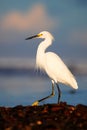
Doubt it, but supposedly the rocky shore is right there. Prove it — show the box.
[0,102,87,130]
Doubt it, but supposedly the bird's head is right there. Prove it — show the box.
[25,31,54,41]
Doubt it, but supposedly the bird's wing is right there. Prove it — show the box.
[45,52,78,89]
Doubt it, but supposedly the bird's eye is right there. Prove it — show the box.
[40,34,43,36]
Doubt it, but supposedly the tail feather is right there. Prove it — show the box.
[69,76,78,89]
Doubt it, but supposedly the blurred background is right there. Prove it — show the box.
[0,0,87,106]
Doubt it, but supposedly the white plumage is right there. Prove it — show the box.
[26,31,78,106]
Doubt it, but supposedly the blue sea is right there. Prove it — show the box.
[0,69,87,107]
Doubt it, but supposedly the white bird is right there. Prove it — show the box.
[25,31,78,106]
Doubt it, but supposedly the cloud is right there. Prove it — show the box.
[1,4,56,32]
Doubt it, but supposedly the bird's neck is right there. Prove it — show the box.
[36,38,52,70]
[38,38,52,52]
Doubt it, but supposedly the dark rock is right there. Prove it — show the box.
[0,102,87,130]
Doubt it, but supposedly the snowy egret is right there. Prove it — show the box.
[25,31,78,106]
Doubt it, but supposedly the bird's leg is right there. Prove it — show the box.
[32,80,55,106]
[56,83,61,103]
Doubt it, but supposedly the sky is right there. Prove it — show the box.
[0,0,87,63]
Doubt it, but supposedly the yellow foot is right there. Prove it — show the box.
[32,101,39,106]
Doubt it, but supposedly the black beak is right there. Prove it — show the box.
[25,35,38,40]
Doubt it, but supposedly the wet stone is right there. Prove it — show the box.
[0,102,87,130]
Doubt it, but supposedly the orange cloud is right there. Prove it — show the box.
[1,4,56,32]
